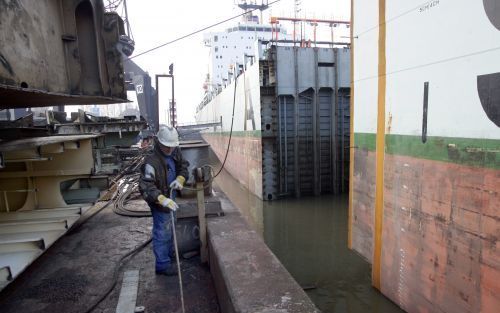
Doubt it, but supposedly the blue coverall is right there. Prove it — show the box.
[150,155,177,273]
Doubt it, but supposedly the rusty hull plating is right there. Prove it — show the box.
[0,0,127,108]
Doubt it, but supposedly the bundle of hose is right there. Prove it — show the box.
[112,174,152,217]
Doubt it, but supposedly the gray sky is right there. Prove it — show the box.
[125,0,350,124]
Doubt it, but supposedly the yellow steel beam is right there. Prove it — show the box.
[373,0,386,290]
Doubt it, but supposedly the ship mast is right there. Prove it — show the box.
[237,0,269,24]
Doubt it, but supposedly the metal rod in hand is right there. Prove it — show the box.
[170,207,185,313]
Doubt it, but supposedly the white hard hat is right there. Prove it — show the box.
[156,126,179,147]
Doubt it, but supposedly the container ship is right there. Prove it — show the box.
[196,6,352,200]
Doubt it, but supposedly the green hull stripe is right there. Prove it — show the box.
[355,133,500,169]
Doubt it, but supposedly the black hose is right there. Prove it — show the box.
[212,76,238,179]
[112,174,151,217]
[83,237,152,313]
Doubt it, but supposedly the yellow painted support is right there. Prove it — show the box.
[197,181,208,263]
[373,0,386,290]
[347,0,355,250]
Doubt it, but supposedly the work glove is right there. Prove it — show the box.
[169,176,186,191]
[157,195,179,211]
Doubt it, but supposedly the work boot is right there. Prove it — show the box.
[155,264,178,276]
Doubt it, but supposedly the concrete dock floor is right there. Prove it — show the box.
[0,202,219,313]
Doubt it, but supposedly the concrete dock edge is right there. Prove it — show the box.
[207,196,319,313]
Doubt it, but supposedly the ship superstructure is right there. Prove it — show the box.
[203,22,288,87]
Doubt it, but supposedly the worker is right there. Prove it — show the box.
[139,126,189,276]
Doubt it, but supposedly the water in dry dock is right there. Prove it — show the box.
[210,153,404,313]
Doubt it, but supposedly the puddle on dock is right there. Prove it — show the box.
[207,151,403,313]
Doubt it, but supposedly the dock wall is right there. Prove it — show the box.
[207,195,319,313]
[202,132,263,199]
[351,1,500,312]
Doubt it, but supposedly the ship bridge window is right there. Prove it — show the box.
[265,27,272,32]
[239,26,246,31]
[256,27,263,31]
[247,26,255,31]
[214,35,218,42]
[233,27,238,31]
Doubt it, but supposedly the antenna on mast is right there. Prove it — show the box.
[238,1,269,24]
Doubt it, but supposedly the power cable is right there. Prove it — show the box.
[109,76,238,205]
[126,0,282,60]
[212,75,238,179]
[83,237,152,313]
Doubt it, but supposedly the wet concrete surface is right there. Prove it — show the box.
[211,152,404,313]
[0,203,219,313]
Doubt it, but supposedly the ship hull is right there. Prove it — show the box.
[197,46,351,200]
[351,0,500,311]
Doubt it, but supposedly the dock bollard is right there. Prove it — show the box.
[195,167,208,263]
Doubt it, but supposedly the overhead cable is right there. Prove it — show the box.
[127,0,282,60]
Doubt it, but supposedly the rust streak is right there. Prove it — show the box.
[348,0,355,250]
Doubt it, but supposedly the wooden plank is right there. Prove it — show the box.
[197,182,208,263]
[115,270,140,313]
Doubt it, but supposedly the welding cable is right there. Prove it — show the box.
[112,171,216,216]
[111,151,218,216]
[83,236,152,313]
[113,176,151,217]
[212,75,238,179]
[67,158,145,232]
[109,154,145,186]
